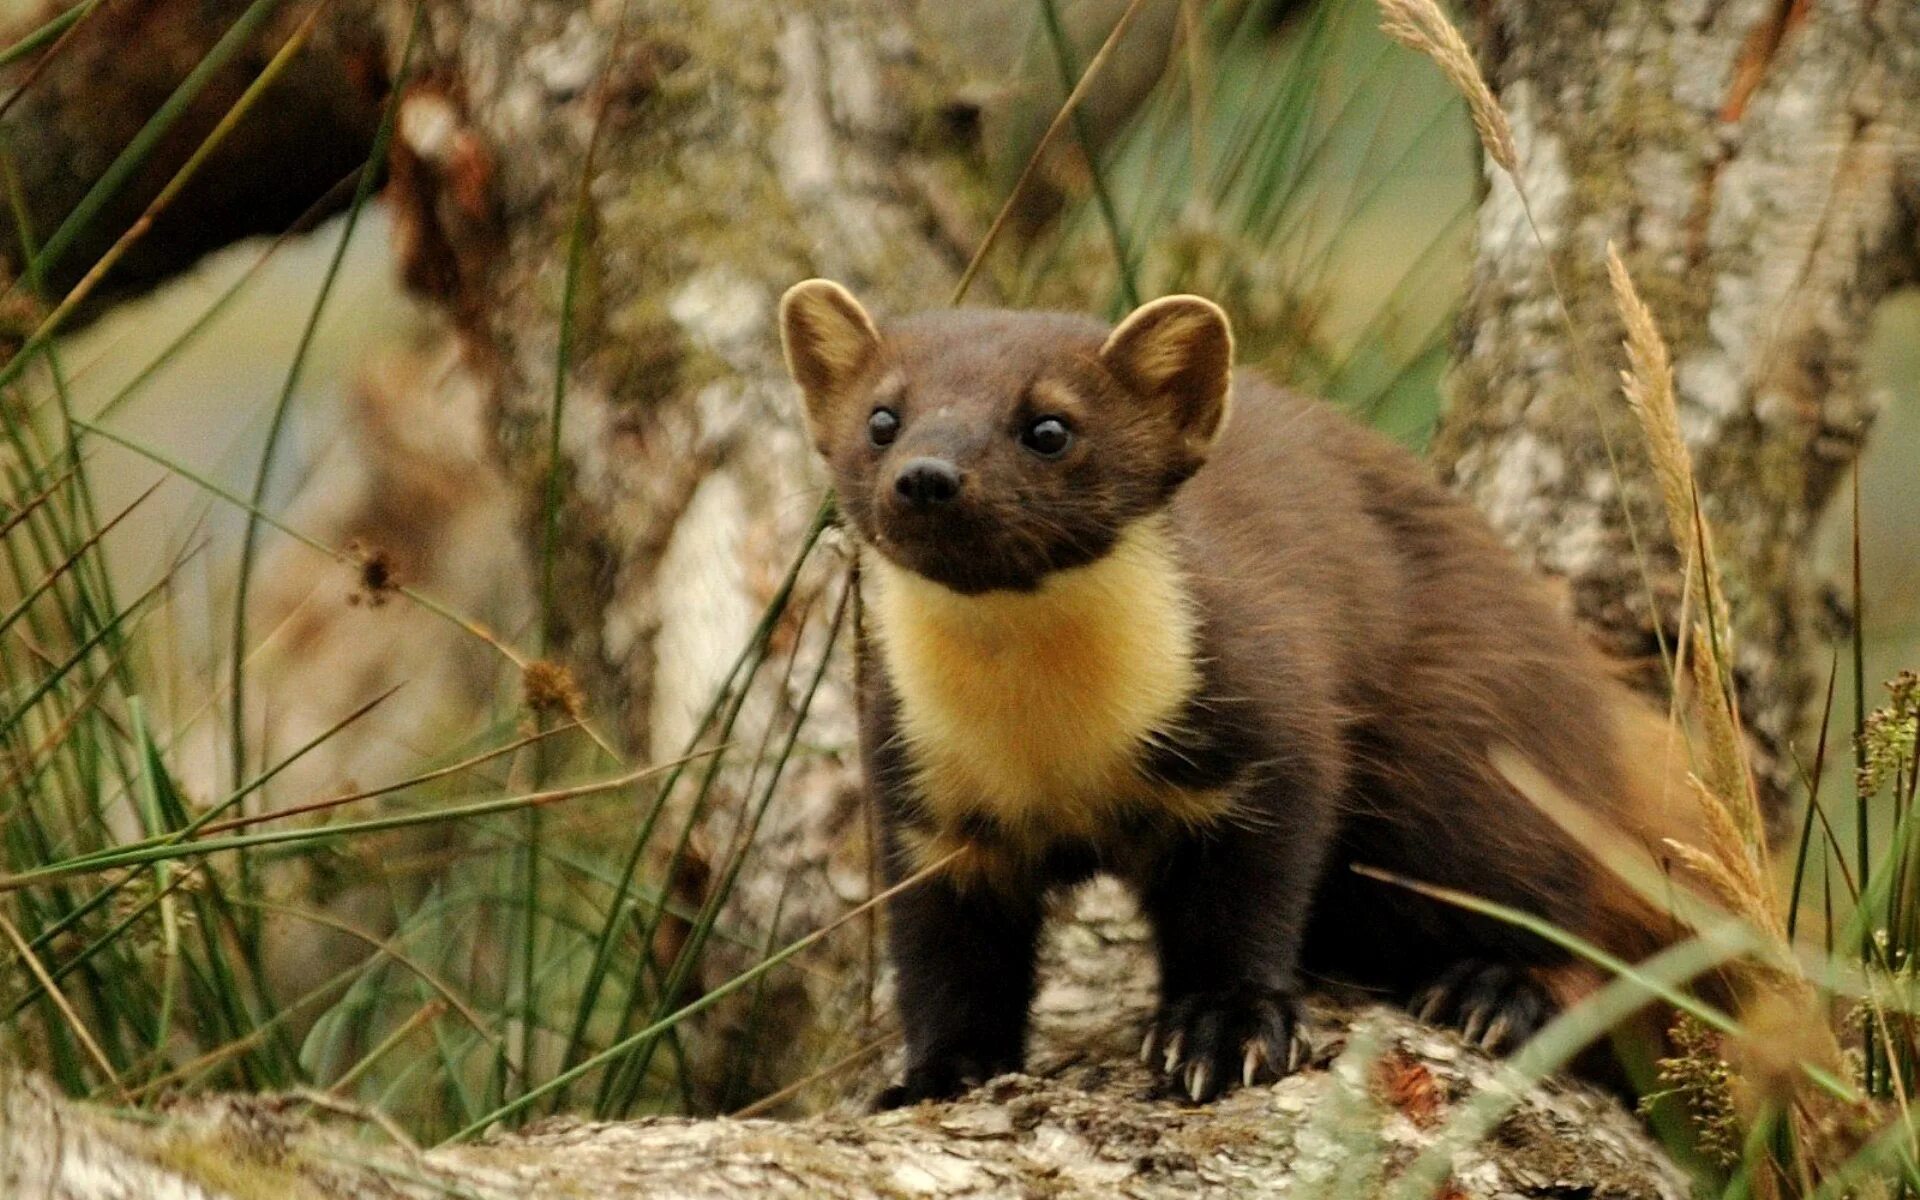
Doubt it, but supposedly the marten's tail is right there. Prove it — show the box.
[1521,686,1738,1017]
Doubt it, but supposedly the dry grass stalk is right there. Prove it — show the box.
[1689,623,1758,840]
[0,909,129,1103]
[1606,243,1766,855]
[1603,246,1875,1183]
[1663,839,1762,924]
[951,0,1154,304]
[1376,0,1517,173]
[1607,243,1695,566]
[1682,773,1780,940]
[1606,245,1735,641]
[1605,245,1735,652]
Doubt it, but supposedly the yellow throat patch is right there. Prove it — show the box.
[865,516,1217,861]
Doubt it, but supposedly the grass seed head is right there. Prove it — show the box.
[1377,0,1517,173]
[522,659,586,722]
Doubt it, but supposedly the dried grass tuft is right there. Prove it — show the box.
[1600,244,1871,1187]
[1606,243,1695,568]
[1688,625,1756,834]
[1606,243,1765,854]
[1377,0,1517,173]
[522,658,587,722]
[1673,771,1778,940]
[1663,838,1759,923]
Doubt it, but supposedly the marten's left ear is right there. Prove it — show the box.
[780,279,881,449]
[1100,295,1234,460]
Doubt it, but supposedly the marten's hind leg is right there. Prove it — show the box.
[1408,959,1553,1053]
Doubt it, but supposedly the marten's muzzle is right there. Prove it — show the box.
[892,457,962,508]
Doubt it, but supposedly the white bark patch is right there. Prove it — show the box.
[825,18,892,138]
[888,1151,989,1193]
[648,469,756,756]
[49,1161,224,1200]
[498,80,547,145]
[556,384,619,507]
[1627,148,1699,261]
[670,270,775,370]
[774,16,836,201]
[1549,502,1610,577]
[524,10,604,100]
[1037,1124,1136,1189]
[1665,0,1755,112]
[398,93,460,162]
[1477,429,1566,530]
[1674,354,1743,426]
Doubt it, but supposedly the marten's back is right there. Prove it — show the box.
[1173,378,1685,996]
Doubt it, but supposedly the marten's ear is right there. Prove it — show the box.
[779,279,881,441]
[1100,295,1234,459]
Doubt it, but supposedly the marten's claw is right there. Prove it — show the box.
[1150,987,1308,1103]
[1185,1061,1213,1103]
[1409,961,1551,1054]
[1287,1024,1310,1072]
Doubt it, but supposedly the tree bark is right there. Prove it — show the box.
[0,884,1692,1199]
[1434,0,1920,817]
[369,0,1002,1107]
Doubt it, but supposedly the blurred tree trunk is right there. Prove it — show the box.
[376,0,984,1108]
[1433,0,1920,820]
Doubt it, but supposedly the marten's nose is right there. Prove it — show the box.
[894,457,961,507]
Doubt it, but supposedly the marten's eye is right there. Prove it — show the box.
[868,408,900,448]
[1020,416,1072,459]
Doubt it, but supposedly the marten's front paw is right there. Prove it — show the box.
[1143,987,1312,1103]
[874,1052,1014,1110]
[1410,960,1551,1053]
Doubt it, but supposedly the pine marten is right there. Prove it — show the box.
[778,280,1693,1107]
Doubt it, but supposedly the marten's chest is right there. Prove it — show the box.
[864,520,1231,876]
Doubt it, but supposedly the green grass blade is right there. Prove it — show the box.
[446,848,959,1143]
[0,0,105,70]
[554,499,831,1088]
[0,754,713,893]
[1036,0,1139,308]
[603,577,850,1113]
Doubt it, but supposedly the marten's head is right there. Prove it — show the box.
[779,281,1234,594]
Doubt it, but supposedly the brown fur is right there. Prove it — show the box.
[780,280,1699,1106]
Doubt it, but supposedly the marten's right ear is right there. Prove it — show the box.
[779,279,881,442]
[1100,295,1234,463]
